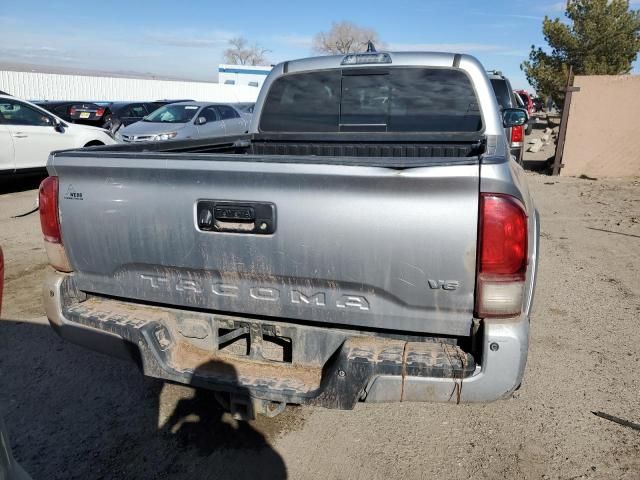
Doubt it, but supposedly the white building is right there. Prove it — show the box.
[218,64,273,90]
[0,69,260,103]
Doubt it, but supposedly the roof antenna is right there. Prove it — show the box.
[366,41,377,53]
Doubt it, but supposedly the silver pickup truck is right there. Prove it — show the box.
[40,51,538,417]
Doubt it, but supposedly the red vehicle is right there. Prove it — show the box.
[515,90,534,115]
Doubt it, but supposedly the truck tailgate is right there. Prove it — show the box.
[51,153,479,336]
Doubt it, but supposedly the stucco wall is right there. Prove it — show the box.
[562,75,640,177]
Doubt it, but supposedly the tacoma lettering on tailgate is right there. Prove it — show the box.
[139,274,370,311]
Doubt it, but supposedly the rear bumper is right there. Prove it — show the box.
[510,146,524,164]
[365,318,528,403]
[44,269,529,409]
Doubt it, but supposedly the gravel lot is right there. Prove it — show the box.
[0,165,639,479]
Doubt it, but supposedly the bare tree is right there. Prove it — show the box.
[224,37,270,65]
[312,21,382,55]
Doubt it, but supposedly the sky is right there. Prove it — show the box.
[1,0,638,91]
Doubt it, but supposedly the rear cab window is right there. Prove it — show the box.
[260,67,482,133]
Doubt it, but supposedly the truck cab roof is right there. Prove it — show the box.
[278,51,468,74]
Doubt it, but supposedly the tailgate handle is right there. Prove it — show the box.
[197,201,276,234]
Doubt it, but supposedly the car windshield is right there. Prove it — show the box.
[144,104,200,123]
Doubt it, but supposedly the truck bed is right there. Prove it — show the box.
[85,132,485,166]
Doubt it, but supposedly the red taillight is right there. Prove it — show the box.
[476,194,528,318]
[95,107,105,117]
[69,106,77,116]
[39,176,61,243]
[479,195,527,276]
[511,124,524,144]
[39,176,73,272]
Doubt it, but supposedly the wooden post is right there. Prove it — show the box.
[551,65,580,176]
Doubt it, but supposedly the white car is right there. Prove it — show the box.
[0,94,115,174]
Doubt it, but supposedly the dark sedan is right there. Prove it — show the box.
[101,102,163,131]
[35,101,181,131]
[34,100,89,123]
[35,100,113,125]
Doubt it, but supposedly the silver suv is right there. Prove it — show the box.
[487,71,528,164]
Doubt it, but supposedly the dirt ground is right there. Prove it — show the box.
[0,161,639,479]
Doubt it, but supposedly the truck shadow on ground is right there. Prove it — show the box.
[0,319,288,480]
[0,171,47,195]
[157,363,288,477]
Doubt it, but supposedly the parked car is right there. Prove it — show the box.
[115,102,249,143]
[0,94,115,174]
[41,51,538,418]
[100,102,170,132]
[515,90,535,115]
[36,100,173,131]
[487,71,528,164]
[34,100,90,123]
[514,92,534,135]
[67,102,111,125]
